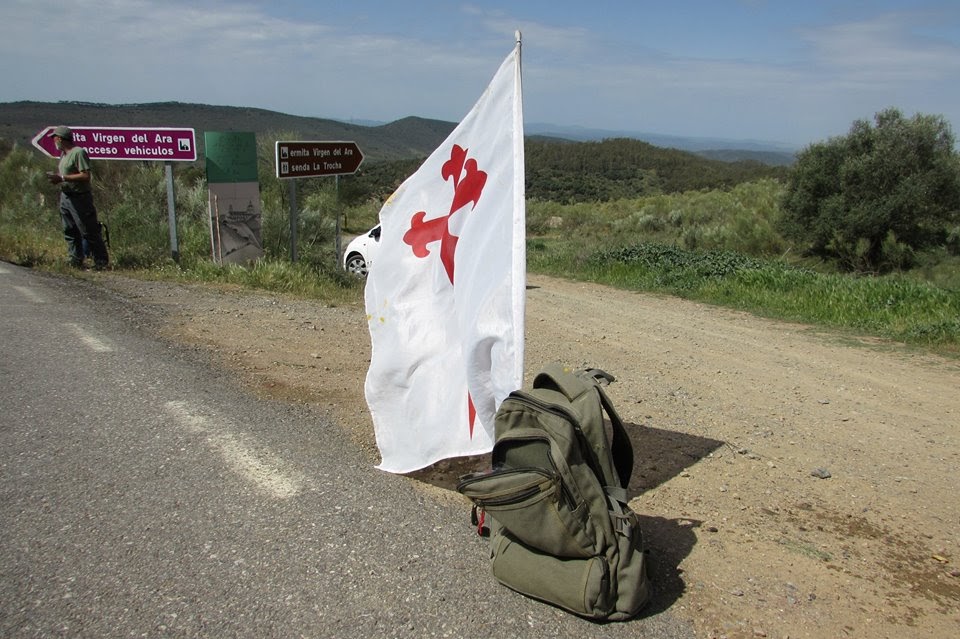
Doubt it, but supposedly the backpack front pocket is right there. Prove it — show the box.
[457,467,594,557]
[490,531,613,619]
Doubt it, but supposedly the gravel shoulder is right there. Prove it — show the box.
[99,272,960,639]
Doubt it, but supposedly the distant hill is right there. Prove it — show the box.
[524,137,788,203]
[526,122,797,165]
[695,149,795,167]
[2,101,794,166]
[526,121,798,152]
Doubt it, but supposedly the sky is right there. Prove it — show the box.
[3,0,959,149]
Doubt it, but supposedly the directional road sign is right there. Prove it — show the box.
[32,126,197,161]
[275,141,364,179]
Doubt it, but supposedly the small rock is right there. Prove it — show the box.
[811,468,832,479]
[707,525,719,533]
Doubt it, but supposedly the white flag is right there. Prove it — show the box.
[364,43,526,473]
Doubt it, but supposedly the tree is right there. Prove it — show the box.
[779,108,960,272]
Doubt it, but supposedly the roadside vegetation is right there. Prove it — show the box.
[1,107,958,354]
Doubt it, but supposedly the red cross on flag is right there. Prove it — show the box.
[364,41,526,473]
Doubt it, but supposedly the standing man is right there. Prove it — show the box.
[46,126,110,270]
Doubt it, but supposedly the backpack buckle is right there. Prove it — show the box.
[471,505,490,537]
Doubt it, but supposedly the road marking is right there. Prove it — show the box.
[164,400,302,499]
[13,286,45,303]
[65,322,113,352]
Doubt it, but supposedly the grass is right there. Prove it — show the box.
[523,181,959,357]
[529,238,960,356]
[119,256,364,306]
[8,220,960,358]
[7,223,960,357]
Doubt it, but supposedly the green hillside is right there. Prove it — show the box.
[1,101,784,202]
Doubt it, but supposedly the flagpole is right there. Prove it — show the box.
[511,28,527,390]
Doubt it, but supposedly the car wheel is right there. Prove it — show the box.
[345,253,368,277]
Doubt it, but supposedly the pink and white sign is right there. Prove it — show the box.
[32,126,197,161]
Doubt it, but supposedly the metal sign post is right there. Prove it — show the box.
[335,176,342,265]
[164,163,179,263]
[288,180,299,263]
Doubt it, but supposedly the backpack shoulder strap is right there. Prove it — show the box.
[594,382,634,492]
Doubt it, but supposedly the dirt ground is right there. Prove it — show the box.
[98,272,960,639]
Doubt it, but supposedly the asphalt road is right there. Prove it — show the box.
[0,263,694,639]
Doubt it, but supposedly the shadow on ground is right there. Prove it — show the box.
[408,418,724,617]
[627,422,725,496]
[407,421,723,495]
[629,421,722,615]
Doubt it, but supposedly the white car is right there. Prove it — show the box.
[342,224,381,277]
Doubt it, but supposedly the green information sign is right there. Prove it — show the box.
[204,131,259,183]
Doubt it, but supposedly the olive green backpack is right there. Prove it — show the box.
[457,363,651,620]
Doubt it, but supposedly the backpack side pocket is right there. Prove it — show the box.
[607,506,652,620]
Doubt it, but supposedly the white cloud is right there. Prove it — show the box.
[800,11,960,84]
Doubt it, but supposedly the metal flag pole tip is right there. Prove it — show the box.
[515,30,522,43]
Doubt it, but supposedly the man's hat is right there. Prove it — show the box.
[49,126,73,140]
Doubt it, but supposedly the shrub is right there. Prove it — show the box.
[779,108,960,272]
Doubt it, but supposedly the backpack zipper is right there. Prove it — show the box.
[466,469,556,508]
